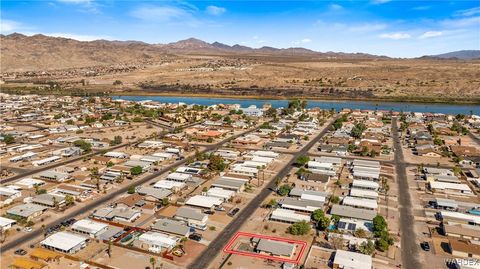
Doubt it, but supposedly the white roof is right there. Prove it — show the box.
[152,152,174,158]
[207,187,235,199]
[250,156,273,164]
[0,186,21,196]
[352,159,380,168]
[32,155,61,165]
[138,232,177,248]
[349,188,379,199]
[0,216,16,227]
[71,219,108,234]
[429,182,472,192]
[250,150,279,158]
[167,172,191,181]
[308,161,333,169]
[314,156,342,164]
[353,172,380,180]
[343,196,378,210]
[154,180,186,190]
[231,165,258,173]
[352,180,379,190]
[300,193,326,203]
[334,249,372,269]
[186,195,223,208]
[270,208,310,222]
[41,231,88,251]
[440,211,480,225]
[15,178,45,188]
[104,151,128,158]
[242,161,267,168]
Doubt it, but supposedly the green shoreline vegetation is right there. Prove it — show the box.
[1,85,479,105]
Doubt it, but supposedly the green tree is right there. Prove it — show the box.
[266,199,278,208]
[265,107,277,118]
[351,122,366,138]
[127,186,136,194]
[130,166,143,175]
[329,195,340,204]
[277,184,292,196]
[73,139,92,153]
[311,209,330,230]
[65,195,75,206]
[359,240,375,255]
[207,154,226,172]
[288,221,311,235]
[376,236,392,252]
[111,136,123,145]
[373,215,387,235]
[2,134,15,144]
[295,155,310,166]
[107,161,115,167]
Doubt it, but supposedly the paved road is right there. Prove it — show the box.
[187,117,337,269]
[1,124,259,252]
[391,117,422,269]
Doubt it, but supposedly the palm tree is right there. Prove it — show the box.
[52,196,59,210]
[107,240,112,258]
[149,257,156,269]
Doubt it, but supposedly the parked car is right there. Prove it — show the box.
[24,227,33,232]
[14,249,27,255]
[420,242,430,251]
[203,210,215,215]
[228,208,240,217]
[189,233,202,241]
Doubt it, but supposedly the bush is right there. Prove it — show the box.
[288,221,311,235]
[73,139,92,153]
[127,186,136,194]
[295,155,310,166]
[130,166,143,175]
[277,184,292,196]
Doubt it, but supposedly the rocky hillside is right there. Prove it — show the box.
[1,33,384,72]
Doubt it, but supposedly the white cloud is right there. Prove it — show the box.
[419,31,442,39]
[57,0,92,3]
[130,5,202,27]
[412,6,430,11]
[0,19,22,33]
[329,4,343,11]
[206,5,226,16]
[131,6,186,21]
[440,16,480,28]
[379,32,411,40]
[348,23,387,32]
[455,7,480,17]
[371,0,392,4]
[292,38,312,45]
[44,32,111,41]
[56,0,100,14]
[18,32,111,41]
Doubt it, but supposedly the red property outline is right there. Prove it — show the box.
[223,231,307,264]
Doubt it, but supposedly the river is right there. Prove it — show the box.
[112,96,480,115]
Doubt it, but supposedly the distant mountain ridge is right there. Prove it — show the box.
[422,50,480,60]
[0,33,476,72]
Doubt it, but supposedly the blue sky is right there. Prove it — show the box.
[1,0,479,57]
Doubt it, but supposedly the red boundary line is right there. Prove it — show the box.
[223,232,307,264]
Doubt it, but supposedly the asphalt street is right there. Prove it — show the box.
[392,117,422,269]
